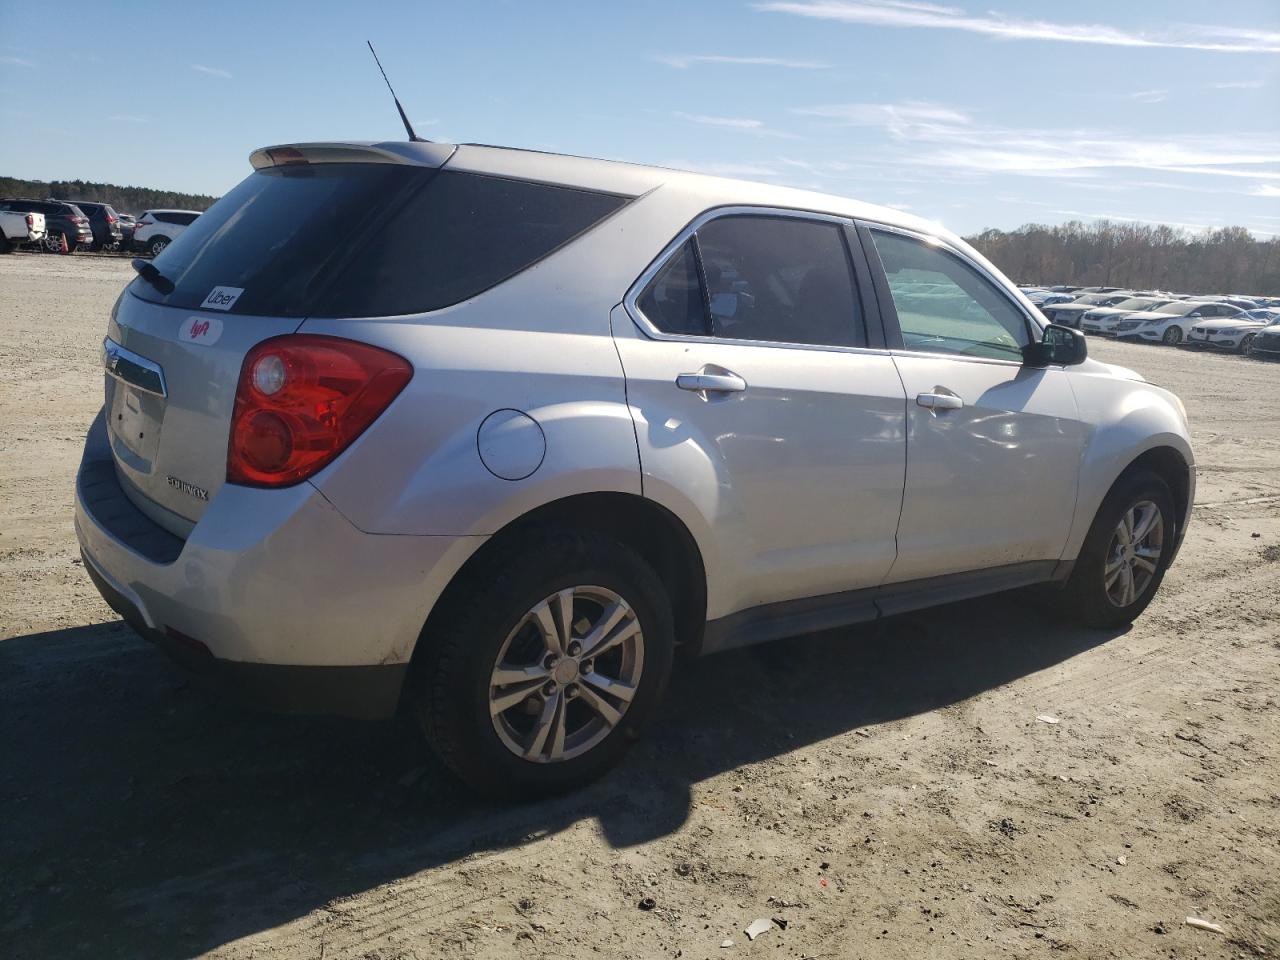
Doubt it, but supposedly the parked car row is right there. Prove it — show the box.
[1018,284,1280,359]
[0,198,200,256]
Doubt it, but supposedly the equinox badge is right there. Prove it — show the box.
[167,475,209,501]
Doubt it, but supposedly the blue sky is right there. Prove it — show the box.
[1,0,1277,236]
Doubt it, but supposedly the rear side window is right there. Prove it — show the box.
[134,165,627,317]
[637,214,866,348]
[637,240,705,335]
[317,171,626,318]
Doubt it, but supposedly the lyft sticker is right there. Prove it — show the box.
[183,314,224,346]
[201,285,244,312]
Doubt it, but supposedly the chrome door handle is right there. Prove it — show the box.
[916,391,963,411]
[677,372,747,394]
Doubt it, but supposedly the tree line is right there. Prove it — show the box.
[966,220,1280,296]
[0,176,218,217]
[4,172,1275,295]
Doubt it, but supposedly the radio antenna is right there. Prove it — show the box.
[367,41,425,142]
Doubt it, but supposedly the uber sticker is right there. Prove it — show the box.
[183,314,224,346]
[201,285,244,311]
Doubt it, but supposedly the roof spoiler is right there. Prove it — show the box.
[248,141,456,171]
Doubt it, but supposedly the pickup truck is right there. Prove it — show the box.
[0,206,46,252]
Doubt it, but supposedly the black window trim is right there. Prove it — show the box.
[857,219,1043,368]
[624,205,888,355]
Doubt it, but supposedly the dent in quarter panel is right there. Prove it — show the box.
[300,321,641,535]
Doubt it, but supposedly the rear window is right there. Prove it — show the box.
[132,164,629,318]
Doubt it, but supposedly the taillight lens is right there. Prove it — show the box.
[227,335,412,487]
[25,214,34,227]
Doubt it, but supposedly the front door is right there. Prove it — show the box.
[862,225,1089,584]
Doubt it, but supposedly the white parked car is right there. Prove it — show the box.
[1117,301,1245,345]
[0,204,46,251]
[1184,315,1274,354]
[75,139,1195,794]
[132,209,201,258]
[1079,297,1172,335]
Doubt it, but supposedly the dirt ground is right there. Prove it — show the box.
[1,252,1277,960]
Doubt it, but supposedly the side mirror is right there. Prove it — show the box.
[1022,323,1087,368]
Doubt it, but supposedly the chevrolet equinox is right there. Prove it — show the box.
[76,139,1195,794]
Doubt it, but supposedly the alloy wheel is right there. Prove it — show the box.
[1103,500,1164,608]
[1240,333,1255,355]
[1163,327,1182,345]
[489,586,644,763]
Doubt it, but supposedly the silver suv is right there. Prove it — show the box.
[76,140,1194,794]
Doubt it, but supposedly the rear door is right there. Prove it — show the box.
[614,209,907,614]
[860,223,1088,584]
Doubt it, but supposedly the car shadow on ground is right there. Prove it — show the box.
[0,592,1122,958]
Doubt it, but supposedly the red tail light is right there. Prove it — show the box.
[107,214,119,223]
[227,335,412,487]
[25,214,34,228]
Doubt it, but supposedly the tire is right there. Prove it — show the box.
[147,235,169,258]
[1239,333,1256,356]
[412,526,675,797]
[1058,470,1176,630]
[0,235,11,254]
[1162,327,1182,345]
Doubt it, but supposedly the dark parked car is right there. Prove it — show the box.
[0,198,93,252]
[67,200,125,251]
[116,213,136,248]
[1249,321,1280,360]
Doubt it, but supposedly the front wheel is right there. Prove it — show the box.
[1239,333,1256,355]
[1162,327,1183,345]
[1058,470,1175,629]
[413,527,675,796]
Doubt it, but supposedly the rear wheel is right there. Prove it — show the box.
[147,235,169,257]
[0,235,11,254]
[1058,470,1175,629]
[413,527,675,796]
[1162,326,1183,345]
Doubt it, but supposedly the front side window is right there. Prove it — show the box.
[637,214,866,348]
[869,229,1031,361]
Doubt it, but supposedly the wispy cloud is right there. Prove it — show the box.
[1253,184,1280,197]
[191,63,232,79]
[755,1,1280,53]
[0,55,34,67]
[673,111,801,139]
[662,160,783,179]
[795,101,972,127]
[1210,79,1266,89]
[109,114,149,124]
[791,100,1280,183]
[655,53,830,69]
[1129,89,1168,103]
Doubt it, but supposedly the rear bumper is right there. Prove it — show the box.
[74,409,484,718]
[82,553,408,718]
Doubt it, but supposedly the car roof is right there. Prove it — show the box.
[251,139,961,246]
[142,208,202,214]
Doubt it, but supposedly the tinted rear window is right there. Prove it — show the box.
[132,164,629,317]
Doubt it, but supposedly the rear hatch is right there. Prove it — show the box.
[106,145,454,536]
